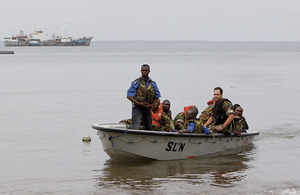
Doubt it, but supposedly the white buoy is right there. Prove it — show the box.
[82,135,91,142]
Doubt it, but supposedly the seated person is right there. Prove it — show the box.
[162,100,172,120]
[119,118,132,125]
[151,99,175,131]
[233,104,241,112]
[174,105,196,130]
[119,119,137,129]
[204,87,235,135]
[177,107,209,135]
[199,98,215,124]
[233,106,249,136]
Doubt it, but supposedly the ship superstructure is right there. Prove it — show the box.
[3,30,93,46]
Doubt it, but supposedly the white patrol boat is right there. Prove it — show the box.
[92,123,259,161]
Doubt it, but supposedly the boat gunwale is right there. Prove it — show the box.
[92,123,260,138]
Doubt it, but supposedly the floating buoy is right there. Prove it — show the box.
[82,135,91,142]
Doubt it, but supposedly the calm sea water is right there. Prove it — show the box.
[1,42,300,194]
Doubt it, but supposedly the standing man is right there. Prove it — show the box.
[204,87,234,134]
[127,64,161,130]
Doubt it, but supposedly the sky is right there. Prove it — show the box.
[1,0,300,41]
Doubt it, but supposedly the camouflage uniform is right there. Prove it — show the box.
[183,119,204,133]
[199,105,213,124]
[164,110,172,121]
[233,115,249,132]
[119,119,133,129]
[209,99,234,134]
[152,112,175,131]
[174,112,186,130]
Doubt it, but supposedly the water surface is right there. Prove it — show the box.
[0,42,299,194]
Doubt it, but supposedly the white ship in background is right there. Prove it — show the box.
[3,30,93,46]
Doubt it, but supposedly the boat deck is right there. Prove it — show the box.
[92,123,260,138]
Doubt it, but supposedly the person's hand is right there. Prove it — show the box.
[144,102,151,108]
[136,102,150,108]
[178,130,184,136]
[234,130,241,137]
[215,125,224,131]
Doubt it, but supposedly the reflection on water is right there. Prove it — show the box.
[94,145,255,193]
[82,142,91,157]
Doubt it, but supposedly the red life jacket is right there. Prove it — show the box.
[151,105,163,128]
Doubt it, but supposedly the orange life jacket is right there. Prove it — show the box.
[151,105,163,128]
[184,105,196,118]
[207,99,215,105]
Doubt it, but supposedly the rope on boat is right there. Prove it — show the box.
[206,138,217,143]
[117,137,167,144]
[108,128,129,147]
[210,131,216,144]
[109,130,251,146]
[113,136,249,145]
[144,137,167,143]
[188,139,202,144]
[118,137,144,143]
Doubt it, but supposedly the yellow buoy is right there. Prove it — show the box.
[82,135,91,142]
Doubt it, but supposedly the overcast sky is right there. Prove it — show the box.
[1,0,300,41]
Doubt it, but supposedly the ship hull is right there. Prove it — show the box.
[4,37,93,47]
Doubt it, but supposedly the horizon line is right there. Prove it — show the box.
[92,40,300,43]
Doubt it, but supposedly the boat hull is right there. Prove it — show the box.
[92,123,259,161]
